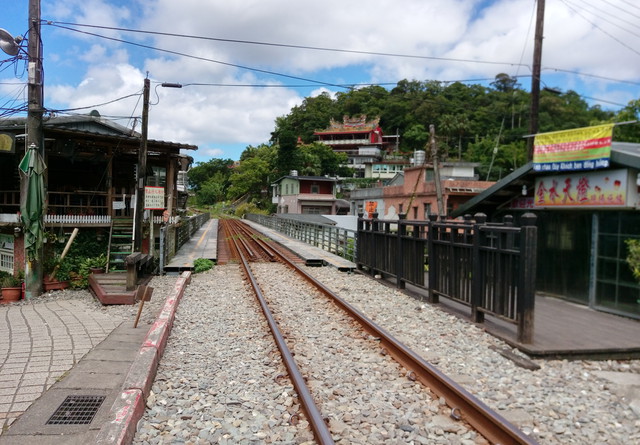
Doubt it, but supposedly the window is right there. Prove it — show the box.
[0,234,14,273]
[310,185,320,194]
[147,166,166,187]
[399,203,404,214]
[424,203,431,219]
[595,211,640,318]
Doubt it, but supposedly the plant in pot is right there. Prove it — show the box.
[1,274,23,303]
[86,254,107,274]
[43,255,71,291]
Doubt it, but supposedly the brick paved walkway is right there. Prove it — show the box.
[0,299,122,432]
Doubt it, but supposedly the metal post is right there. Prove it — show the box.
[356,213,364,269]
[159,225,165,275]
[471,213,487,323]
[396,213,406,289]
[427,213,438,303]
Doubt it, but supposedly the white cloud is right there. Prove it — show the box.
[7,0,637,162]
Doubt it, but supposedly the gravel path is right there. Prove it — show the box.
[132,264,640,444]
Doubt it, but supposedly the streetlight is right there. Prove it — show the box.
[0,28,22,56]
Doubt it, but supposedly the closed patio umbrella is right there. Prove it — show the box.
[19,145,46,261]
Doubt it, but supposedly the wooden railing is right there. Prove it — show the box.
[357,213,538,344]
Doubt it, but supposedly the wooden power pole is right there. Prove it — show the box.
[134,77,150,252]
[430,124,445,218]
[24,0,44,299]
[527,0,545,160]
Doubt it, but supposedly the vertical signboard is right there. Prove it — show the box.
[144,186,165,210]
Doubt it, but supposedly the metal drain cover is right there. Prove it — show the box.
[47,395,106,425]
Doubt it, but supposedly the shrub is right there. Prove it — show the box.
[193,258,214,273]
[625,239,640,282]
[1,274,22,288]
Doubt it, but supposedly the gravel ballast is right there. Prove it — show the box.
[131,264,639,444]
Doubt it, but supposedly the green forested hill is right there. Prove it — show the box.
[191,74,639,209]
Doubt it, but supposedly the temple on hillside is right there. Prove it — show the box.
[314,115,399,177]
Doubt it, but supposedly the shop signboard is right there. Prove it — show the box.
[534,169,630,208]
[533,124,614,172]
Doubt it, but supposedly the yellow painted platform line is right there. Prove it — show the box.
[189,219,214,259]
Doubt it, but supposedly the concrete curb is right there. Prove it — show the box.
[96,271,192,445]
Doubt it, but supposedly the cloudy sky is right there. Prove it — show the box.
[1,0,639,163]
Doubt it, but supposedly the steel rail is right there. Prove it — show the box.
[238,220,538,445]
[224,220,335,445]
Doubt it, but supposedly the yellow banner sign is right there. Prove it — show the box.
[533,124,614,172]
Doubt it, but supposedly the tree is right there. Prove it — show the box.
[271,92,337,144]
[227,144,277,208]
[402,124,429,152]
[297,142,351,177]
[187,158,234,192]
[614,99,640,142]
[491,73,520,92]
[275,129,300,178]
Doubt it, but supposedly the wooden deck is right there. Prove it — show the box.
[431,292,640,359]
[88,272,151,305]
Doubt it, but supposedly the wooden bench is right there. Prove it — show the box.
[125,252,153,291]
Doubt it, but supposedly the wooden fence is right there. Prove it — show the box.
[357,213,538,343]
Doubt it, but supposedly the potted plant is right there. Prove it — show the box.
[43,255,71,291]
[87,254,107,274]
[1,274,23,303]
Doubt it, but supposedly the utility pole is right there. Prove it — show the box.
[429,124,444,218]
[133,77,150,252]
[24,0,44,299]
[527,0,545,160]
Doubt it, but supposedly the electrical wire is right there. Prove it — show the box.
[45,21,528,68]
[558,0,640,56]
[47,92,143,113]
[46,23,349,90]
[566,0,640,37]
[43,19,638,88]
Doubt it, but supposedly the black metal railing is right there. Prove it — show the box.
[246,214,357,262]
[358,213,537,343]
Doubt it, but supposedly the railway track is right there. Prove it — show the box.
[220,218,537,445]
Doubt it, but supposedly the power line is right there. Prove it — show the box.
[46,23,349,90]
[568,0,640,37]
[558,0,640,56]
[46,92,142,113]
[543,67,640,86]
[45,21,528,68]
[600,0,640,19]
[44,20,639,90]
